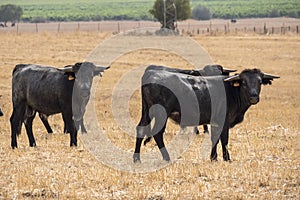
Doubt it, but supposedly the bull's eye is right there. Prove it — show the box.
[242,80,247,86]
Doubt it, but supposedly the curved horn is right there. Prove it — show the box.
[224,74,240,82]
[222,68,237,73]
[262,73,280,79]
[95,65,110,72]
[58,66,73,72]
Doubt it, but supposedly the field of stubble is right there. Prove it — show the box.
[0,31,299,199]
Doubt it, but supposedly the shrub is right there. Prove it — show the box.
[192,4,211,20]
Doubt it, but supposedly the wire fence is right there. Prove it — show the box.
[0,19,299,35]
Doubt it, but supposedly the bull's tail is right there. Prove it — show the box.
[143,136,152,146]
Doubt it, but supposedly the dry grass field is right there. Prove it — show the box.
[0,29,299,199]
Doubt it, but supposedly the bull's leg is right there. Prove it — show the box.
[62,113,77,146]
[39,113,53,134]
[210,139,219,161]
[10,105,26,149]
[193,126,199,134]
[151,116,169,161]
[80,119,87,133]
[133,125,151,163]
[69,121,78,146]
[203,124,209,134]
[220,128,230,161]
[24,115,36,147]
[133,114,151,163]
[153,127,170,161]
[63,123,68,134]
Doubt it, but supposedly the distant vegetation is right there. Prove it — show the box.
[0,0,299,22]
[192,0,300,19]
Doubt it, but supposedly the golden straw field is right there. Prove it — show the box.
[0,29,299,199]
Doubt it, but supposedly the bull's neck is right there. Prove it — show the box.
[233,87,251,115]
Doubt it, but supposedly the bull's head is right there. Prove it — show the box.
[59,62,109,121]
[224,69,279,105]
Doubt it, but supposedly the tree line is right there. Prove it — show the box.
[0,1,299,29]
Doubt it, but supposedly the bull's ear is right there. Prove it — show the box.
[73,62,83,72]
[66,72,75,81]
[94,66,110,76]
[262,72,280,85]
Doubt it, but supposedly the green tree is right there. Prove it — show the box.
[0,4,23,26]
[150,0,191,30]
[192,4,211,20]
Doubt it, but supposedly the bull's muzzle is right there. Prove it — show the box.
[81,89,90,98]
[250,96,259,105]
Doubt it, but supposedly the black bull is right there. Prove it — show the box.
[10,62,109,148]
[133,65,279,162]
[141,64,237,145]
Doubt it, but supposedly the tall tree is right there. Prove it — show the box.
[0,4,23,26]
[150,0,191,30]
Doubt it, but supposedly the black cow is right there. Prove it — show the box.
[142,64,236,143]
[0,107,3,116]
[133,65,279,162]
[10,62,109,148]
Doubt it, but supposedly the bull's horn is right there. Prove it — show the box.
[58,66,73,72]
[262,73,280,79]
[95,65,110,72]
[222,68,237,73]
[224,74,240,82]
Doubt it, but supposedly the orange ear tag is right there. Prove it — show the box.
[233,82,240,87]
[68,75,75,81]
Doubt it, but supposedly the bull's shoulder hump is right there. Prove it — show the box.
[13,64,30,74]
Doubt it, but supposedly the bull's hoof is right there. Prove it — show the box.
[160,147,170,162]
[81,130,87,134]
[30,142,36,147]
[70,142,77,147]
[210,156,218,162]
[11,142,18,149]
[223,157,231,162]
[133,153,141,163]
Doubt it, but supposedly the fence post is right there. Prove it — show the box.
[57,23,60,33]
[77,22,80,31]
[264,23,267,34]
[98,22,100,32]
[35,23,38,33]
[117,22,120,33]
[297,26,299,34]
[16,23,19,34]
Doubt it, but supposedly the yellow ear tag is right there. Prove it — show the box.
[68,75,75,81]
[233,82,240,87]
